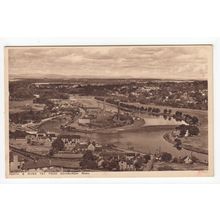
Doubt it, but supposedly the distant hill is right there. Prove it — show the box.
[9,73,206,82]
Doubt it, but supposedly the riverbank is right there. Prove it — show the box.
[163,132,208,155]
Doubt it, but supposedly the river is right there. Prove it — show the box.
[85,117,208,162]
[41,96,208,163]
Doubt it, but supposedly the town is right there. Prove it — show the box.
[9,78,209,173]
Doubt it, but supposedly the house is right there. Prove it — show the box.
[10,154,24,172]
[184,156,193,164]
[59,134,81,144]
[87,143,95,151]
[185,130,189,137]
[47,132,57,139]
[78,118,90,125]
[95,143,103,152]
[37,132,47,139]
[33,94,40,98]
[26,131,37,143]
[71,142,88,153]
[26,131,57,145]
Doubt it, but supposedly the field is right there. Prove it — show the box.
[9,99,45,113]
[10,138,51,155]
[38,115,72,132]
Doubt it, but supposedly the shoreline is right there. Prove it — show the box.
[163,132,208,155]
[66,124,177,134]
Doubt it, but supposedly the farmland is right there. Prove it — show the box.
[9,99,45,113]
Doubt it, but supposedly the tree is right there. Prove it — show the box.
[82,150,95,161]
[174,111,183,121]
[191,116,199,125]
[184,114,192,124]
[51,137,65,154]
[143,154,151,163]
[140,106,145,112]
[176,124,187,137]
[11,130,27,139]
[188,126,200,136]
[109,159,119,171]
[163,114,168,120]
[161,152,172,162]
[156,108,161,114]
[80,150,97,169]
[80,159,97,169]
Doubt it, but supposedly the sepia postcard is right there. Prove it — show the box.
[5,45,213,178]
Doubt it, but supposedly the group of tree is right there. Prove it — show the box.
[175,124,200,137]
[95,97,201,128]
[160,152,172,162]
[9,81,33,100]
[9,130,27,139]
[79,150,98,169]
[163,109,172,115]
[48,137,65,156]
[9,110,45,124]
[39,91,69,100]
[173,111,199,125]
[95,97,174,116]
[34,98,55,111]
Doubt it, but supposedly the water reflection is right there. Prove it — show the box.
[142,115,187,126]
[92,125,207,162]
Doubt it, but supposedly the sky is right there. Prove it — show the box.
[8,45,212,80]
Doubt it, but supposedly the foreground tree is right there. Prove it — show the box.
[50,137,65,155]
[161,152,172,162]
[80,150,97,169]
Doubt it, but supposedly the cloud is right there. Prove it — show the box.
[8,45,211,79]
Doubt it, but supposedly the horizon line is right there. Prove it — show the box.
[9,76,208,81]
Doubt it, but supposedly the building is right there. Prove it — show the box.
[78,118,90,125]
[25,131,37,142]
[95,143,103,152]
[10,153,24,172]
[47,132,57,139]
[59,134,81,144]
[87,143,95,151]
[26,131,57,145]
[33,94,40,98]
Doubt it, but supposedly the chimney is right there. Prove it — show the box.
[117,101,120,120]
